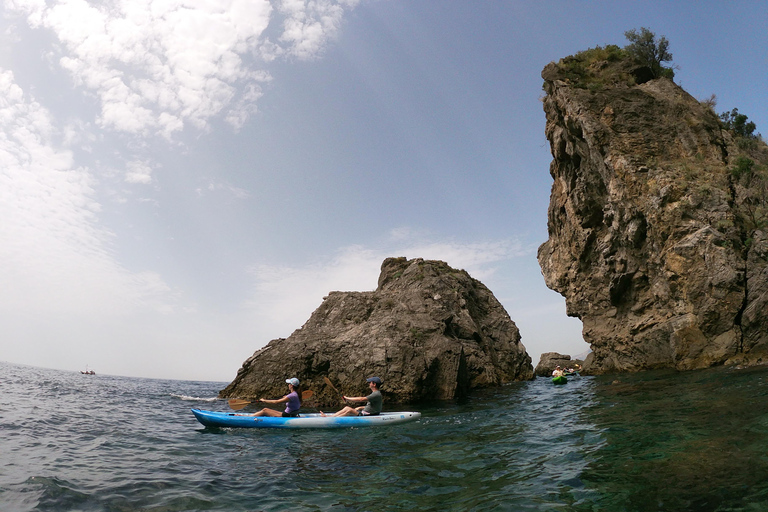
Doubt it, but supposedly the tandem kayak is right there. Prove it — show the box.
[191,409,421,429]
[552,376,567,385]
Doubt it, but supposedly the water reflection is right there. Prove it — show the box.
[269,378,606,511]
[575,366,768,512]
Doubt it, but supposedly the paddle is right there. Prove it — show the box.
[323,376,348,404]
[228,390,313,411]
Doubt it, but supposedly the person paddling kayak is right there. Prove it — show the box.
[248,378,302,418]
[321,377,383,417]
[552,366,564,378]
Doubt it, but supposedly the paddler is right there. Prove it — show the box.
[552,366,564,378]
[320,376,383,417]
[248,378,302,418]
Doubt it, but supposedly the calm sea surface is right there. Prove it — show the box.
[2,360,768,511]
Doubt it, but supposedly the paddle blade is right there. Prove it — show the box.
[301,390,313,400]
[228,399,251,411]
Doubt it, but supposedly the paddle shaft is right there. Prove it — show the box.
[323,377,348,405]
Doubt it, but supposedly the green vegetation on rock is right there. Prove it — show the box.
[721,108,757,138]
[552,27,675,90]
[557,44,630,90]
[623,27,675,79]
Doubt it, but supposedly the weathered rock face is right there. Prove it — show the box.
[534,352,583,377]
[538,54,768,374]
[220,257,533,405]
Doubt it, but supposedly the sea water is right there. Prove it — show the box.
[2,360,768,511]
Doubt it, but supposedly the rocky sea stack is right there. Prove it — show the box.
[534,352,585,377]
[220,257,533,405]
[538,46,768,374]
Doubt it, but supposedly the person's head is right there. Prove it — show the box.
[366,376,382,390]
[286,377,300,391]
[556,366,560,370]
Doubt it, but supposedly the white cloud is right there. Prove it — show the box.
[124,159,154,184]
[195,180,250,198]
[0,69,177,316]
[276,0,359,59]
[4,0,359,135]
[61,118,97,150]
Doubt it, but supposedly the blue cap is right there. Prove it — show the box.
[286,378,300,386]
[366,376,382,385]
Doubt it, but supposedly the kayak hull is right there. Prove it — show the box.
[191,409,421,429]
[552,376,568,385]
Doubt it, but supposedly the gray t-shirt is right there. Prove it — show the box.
[363,390,382,415]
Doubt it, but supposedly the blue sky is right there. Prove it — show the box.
[1,0,765,382]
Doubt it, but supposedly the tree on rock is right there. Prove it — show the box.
[720,108,758,139]
[624,27,674,79]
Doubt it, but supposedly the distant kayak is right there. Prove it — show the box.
[191,409,421,429]
[552,376,567,385]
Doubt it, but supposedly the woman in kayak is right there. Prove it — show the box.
[249,378,302,417]
[321,376,383,417]
[552,366,564,378]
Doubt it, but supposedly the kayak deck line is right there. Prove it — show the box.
[191,409,421,429]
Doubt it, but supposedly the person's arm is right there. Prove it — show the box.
[342,395,368,402]
[260,395,290,404]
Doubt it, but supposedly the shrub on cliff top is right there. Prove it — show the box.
[557,44,631,89]
[555,28,675,89]
[623,27,675,79]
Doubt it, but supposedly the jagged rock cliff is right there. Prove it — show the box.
[220,257,533,405]
[538,50,768,374]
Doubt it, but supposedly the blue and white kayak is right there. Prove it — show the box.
[191,409,421,429]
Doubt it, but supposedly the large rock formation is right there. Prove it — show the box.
[534,352,584,377]
[538,48,768,374]
[220,257,533,405]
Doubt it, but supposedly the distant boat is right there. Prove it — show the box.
[80,365,96,375]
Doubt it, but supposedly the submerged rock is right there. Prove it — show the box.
[220,257,533,405]
[538,48,768,374]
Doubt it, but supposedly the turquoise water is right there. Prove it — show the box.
[2,361,768,511]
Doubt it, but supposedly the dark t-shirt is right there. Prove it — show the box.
[363,390,382,415]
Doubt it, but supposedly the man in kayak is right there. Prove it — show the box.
[321,377,383,417]
[248,378,302,417]
[552,366,564,378]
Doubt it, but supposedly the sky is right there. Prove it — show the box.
[1,0,765,383]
